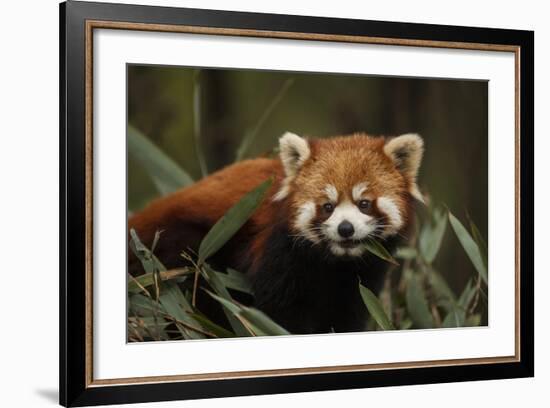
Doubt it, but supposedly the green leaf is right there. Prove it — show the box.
[448,212,488,284]
[128,268,191,294]
[465,313,482,327]
[198,179,273,263]
[202,291,256,335]
[419,207,447,264]
[363,238,399,265]
[188,312,236,338]
[128,125,194,195]
[394,247,418,260]
[406,275,434,329]
[442,308,464,328]
[470,219,488,270]
[129,294,163,317]
[427,269,456,312]
[159,281,205,339]
[128,315,171,341]
[129,229,156,274]
[129,229,206,339]
[240,307,291,336]
[441,279,476,328]
[458,279,477,309]
[200,264,251,337]
[128,229,171,307]
[216,268,253,295]
[359,284,395,330]
[236,78,294,161]
[129,316,171,329]
[399,318,413,330]
[204,289,243,315]
[205,290,290,336]
[128,295,168,340]
[128,322,169,342]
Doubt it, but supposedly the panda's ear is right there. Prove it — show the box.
[384,133,425,202]
[279,132,311,177]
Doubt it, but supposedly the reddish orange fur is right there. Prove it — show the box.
[129,158,283,248]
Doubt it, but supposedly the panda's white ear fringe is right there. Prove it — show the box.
[279,131,311,177]
[383,133,425,203]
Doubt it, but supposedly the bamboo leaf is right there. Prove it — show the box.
[216,268,253,295]
[188,312,236,338]
[448,212,488,284]
[419,207,447,264]
[159,282,205,339]
[427,269,456,312]
[395,247,417,260]
[128,268,192,294]
[129,228,169,275]
[204,289,242,314]
[442,308,464,328]
[470,219,488,270]
[129,316,171,329]
[363,238,399,265]
[406,275,434,329]
[201,264,250,337]
[241,308,290,336]
[203,291,256,336]
[128,295,168,340]
[399,318,413,330]
[128,316,171,341]
[458,279,477,309]
[198,179,272,263]
[236,78,294,161]
[205,290,290,336]
[465,313,482,327]
[128,125,194,195]
[442,279,476,328]
[359,284,395,330]
[129,294,163,317]
[129,229,205,339]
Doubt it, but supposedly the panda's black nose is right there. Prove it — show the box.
[338,221,355,238]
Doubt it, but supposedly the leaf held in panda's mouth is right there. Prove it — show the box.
[363,238,399,265]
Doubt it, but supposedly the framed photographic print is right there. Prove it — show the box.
[59,1,534,406]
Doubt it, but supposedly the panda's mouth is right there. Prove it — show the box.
[329,240,366,257]
[338,239,364,249]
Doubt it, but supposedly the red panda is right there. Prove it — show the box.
[129,132,424,334]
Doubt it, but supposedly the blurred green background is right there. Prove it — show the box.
[127,64,488,297]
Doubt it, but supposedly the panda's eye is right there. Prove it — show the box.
[358,199,371,210]
[323,203,334,213]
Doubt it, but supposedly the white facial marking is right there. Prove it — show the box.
[324,184,338,203]
[293,201,319,243]
[352,182,369,202]
[323,201,374,242]
[329,243,346,256]
[347,246,364,257]
[376,196,403,237]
